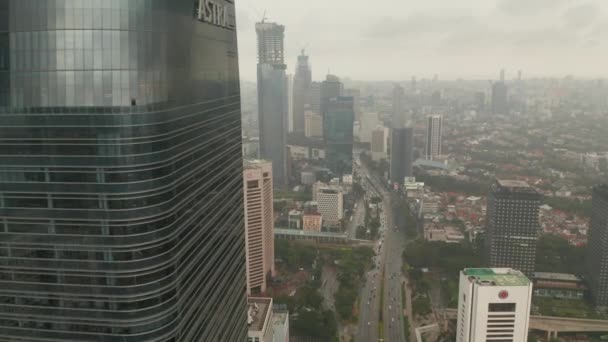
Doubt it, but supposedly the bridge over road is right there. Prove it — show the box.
[444,308,608,339]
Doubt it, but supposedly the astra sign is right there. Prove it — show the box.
[197,0,235,30]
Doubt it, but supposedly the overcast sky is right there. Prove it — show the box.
[235,0,608,81]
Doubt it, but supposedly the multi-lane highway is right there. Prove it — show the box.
[355,158,408,342]
[382,191,407,342]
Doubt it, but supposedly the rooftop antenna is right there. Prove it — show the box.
[261,9,267,23]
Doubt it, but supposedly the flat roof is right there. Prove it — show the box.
[497,180,531,188]
[463,268,530,286]
[533,272,581,282]
[247,297,272,333]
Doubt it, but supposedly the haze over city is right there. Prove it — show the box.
[237,0,608,80]
[1,1,608,342]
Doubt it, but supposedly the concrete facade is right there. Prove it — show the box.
[456,268,532,342]
[244,161,276,295]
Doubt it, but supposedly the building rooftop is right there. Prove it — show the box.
[497,180,531,188]
[533,272,581,282]
[247,297,272,333]
[463,268,530,287]
[494,180,540,196]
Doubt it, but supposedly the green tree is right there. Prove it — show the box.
[536,234,585,275]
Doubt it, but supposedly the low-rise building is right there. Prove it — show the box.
[248,297,274,342]
[300,171,315,185]
[532,272,585,300]
[288,210,302,229]
[271,308,290,342]
[302,214,323,232]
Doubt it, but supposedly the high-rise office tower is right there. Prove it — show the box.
[456,268,532,342]
[492,81,508,115]
[287,74,294,133]
[390,127,414,187]
[425,115,443,160]
[320,74,343,114]
[359,112,381,143]
[344,88,361,121]
[586,185,608,308]
[485,180,541,276]
[324,96,354,177]
[371,126,389,162]
[256,22,287,188]
[500,68,506,82]
[304,110,323,138]
[0,2,246,341]
[309,81,322,114]
[474,91,486,112]
[316,187,344,226]
[292,50,312,135]
[392,84,407,128]
[243,161,275,295]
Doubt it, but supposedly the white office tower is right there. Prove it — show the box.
[425,114,443,160]
[316,187,344,225]
[456,268,532,342]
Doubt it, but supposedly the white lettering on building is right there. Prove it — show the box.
[198,0,233,29]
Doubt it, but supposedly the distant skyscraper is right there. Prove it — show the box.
[517,70,523,81]
[287,74,294,132]
[492,81,509,115]
[425,115,443,160]
[243,161,276,295]
[321,74,343,114]
[309,81,322,114]
[431,90,442,107]
[304,110,324,138]
[456,268,532,342]
[474,91,486,112]
[500,68,506,82]
[256,22,287,187]
[0,2,247,341]
[390,127,414,186]
[392,84,407,128]
[293,50,312,135]
[586,185,608,308]
[345,88,362,121]
[324,96,354,177]
[371,126,390,162]
[485,180,541,276]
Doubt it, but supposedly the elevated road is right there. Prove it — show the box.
[444,308,608,338]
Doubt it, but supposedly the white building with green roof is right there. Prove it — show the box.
[456,268,532,342]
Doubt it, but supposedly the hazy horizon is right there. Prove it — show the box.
[236,0,608,81]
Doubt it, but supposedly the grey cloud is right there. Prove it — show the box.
[562,3,601,28]
[497,0,573,15]
[365,13,479,39]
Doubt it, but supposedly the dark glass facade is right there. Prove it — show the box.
[324,96,354,178]
[586,185,608,308]
[0,1,246,341]
[390,127,413,186]
[484,180,541,277]
[256,22,287,188]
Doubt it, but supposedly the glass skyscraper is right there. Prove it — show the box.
[0,1,246,341]
[324,96,354,178]
[256,22,287,188]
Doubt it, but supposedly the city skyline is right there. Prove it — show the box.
[236,0,608,81]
